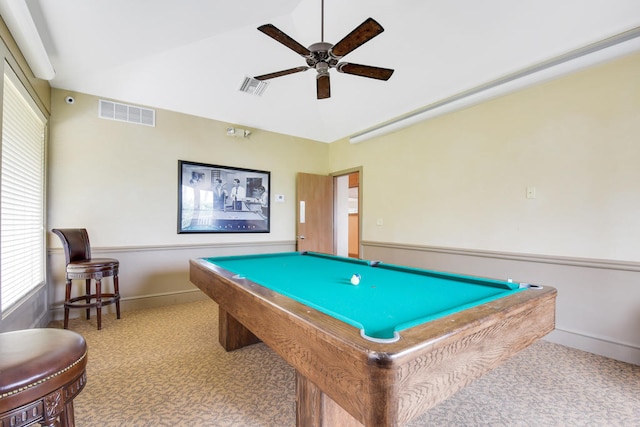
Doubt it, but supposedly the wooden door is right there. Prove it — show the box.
[296,173,334,253]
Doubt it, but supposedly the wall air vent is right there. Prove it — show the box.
[99,99,155,127]
[239,76,268,96]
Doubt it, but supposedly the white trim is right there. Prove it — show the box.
[48,289,207,321]
[47,239,297,255]
[0,0,55,80]
[362,240,640,272]
[546,329,640,366]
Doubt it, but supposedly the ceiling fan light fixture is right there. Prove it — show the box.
[316,62,329,75]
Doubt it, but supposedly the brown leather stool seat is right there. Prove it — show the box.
[0,328,88,427]
[53,228,121,330]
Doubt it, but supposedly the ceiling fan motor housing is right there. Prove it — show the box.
[307,42,338,71]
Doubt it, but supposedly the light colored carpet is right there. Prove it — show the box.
[48,300,640,426]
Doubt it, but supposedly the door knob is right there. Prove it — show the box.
[297,235,306,239]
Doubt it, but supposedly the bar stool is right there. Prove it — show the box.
[0,328,87,427]
[53,228,121,330]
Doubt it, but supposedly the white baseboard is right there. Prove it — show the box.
[49,289,208,321]
[545,329,639,365]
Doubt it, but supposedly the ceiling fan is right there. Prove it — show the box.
[254,1,394,99]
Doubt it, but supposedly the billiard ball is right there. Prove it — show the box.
[350,274,361,285]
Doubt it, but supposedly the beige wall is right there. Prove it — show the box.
[2,7,635,362]
[329,53,640,364]
[329,52,640,262]
[42,50,640,364]
[48,89,329,247]
[46,53,640,363]
[47,89,328,316]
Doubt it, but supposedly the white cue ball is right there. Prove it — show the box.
[350,274,361,285]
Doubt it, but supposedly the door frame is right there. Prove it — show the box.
[331,167,363,258]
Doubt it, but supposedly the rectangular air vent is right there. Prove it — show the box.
[99,99,155,127]
[239,76,268,96]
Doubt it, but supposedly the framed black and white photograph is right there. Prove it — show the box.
[178,160,270,233]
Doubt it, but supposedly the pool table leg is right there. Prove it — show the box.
[218,308,261,351]
[296,372,363,427]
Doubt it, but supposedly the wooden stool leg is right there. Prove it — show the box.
[64,278,72,329]
[85,279,92,320]
[95,279,102,330]
[114,275,121,320]
[60,400,76,427]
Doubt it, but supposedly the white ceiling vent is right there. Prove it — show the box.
[239,76,268,96]
[99,99,155,127]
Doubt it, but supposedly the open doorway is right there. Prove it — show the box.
[334,171,360,258]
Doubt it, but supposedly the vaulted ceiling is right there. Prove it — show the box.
[18,0,640,142]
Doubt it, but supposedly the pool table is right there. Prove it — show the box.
[190,252,556,427]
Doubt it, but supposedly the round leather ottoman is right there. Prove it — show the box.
[0,328,87,427]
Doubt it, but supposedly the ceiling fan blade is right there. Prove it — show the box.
[255,66,309,81]
[316,74,330,99]
[336,63,394,80]
[331,18,385,58]
[258,24,311,56]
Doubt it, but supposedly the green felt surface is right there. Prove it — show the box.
[204,252,522,340]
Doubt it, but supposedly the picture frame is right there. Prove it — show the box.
[178,160,271,233]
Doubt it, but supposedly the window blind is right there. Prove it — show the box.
[1,65,46,313]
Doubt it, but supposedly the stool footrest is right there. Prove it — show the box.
[64,293,120,309]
